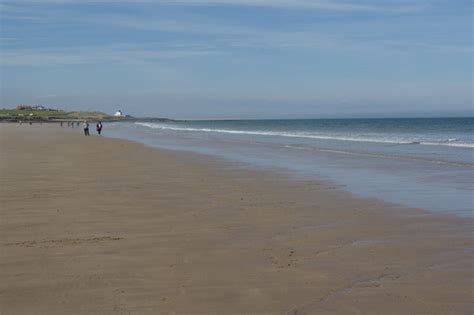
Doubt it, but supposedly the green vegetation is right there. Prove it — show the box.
[66,111,112,120]
[0,109,114,121]
[0,109,68,119]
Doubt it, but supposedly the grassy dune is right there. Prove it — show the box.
[0,109,113,121]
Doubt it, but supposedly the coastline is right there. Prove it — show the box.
[106,119,474,217]
[1,124,472,314]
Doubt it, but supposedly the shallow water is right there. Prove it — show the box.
[105,118,474,217]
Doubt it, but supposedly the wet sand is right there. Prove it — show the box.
[0,124,472,314]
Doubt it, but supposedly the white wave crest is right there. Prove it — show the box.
[135,122,474,148]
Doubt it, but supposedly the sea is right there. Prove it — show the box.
[105,117,474,217]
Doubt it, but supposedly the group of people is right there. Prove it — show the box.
[19,120,104,136]
[82,121,103,136]
[62,121,80,127]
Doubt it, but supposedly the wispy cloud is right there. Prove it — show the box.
[0,0,427,13]
[165,0,426,13]
[377,40,474,54]
[2,16,470,68]
[0,37,17,42]
[76,13,472,53]
[1,44,218,66]
[1,0,469,64]
[81,14,249,35]
[37,94,57,99]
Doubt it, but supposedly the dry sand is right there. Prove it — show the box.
[0,124,472,314]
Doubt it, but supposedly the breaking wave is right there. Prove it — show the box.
[135,122,474,148]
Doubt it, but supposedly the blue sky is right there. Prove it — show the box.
[1,0,472,119]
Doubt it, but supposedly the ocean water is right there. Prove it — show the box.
[105,118,474,217]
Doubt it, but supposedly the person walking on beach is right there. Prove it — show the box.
[96,121,103,135]
[83,121,90,136]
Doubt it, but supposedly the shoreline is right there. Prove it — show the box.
[1,124,472,314]
[107,120,474,218]
[18,121,468,220]
[106,130,465,220]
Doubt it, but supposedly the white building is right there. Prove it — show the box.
[114,110,124,117]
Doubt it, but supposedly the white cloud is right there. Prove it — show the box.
[0,0,426,13]
[166,0,425,13]
[37,94,57,98]
[1,0,468,67]
[75,14,472,53]
[0,44,218,66]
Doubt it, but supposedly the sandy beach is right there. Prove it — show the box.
[0,124,472,314]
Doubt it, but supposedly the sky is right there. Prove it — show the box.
[0,0,472,119]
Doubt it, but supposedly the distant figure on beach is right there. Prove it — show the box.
[96,121,103,135]
[60,121,63,127]
[83,121,90,136]
[29,121,32,126]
